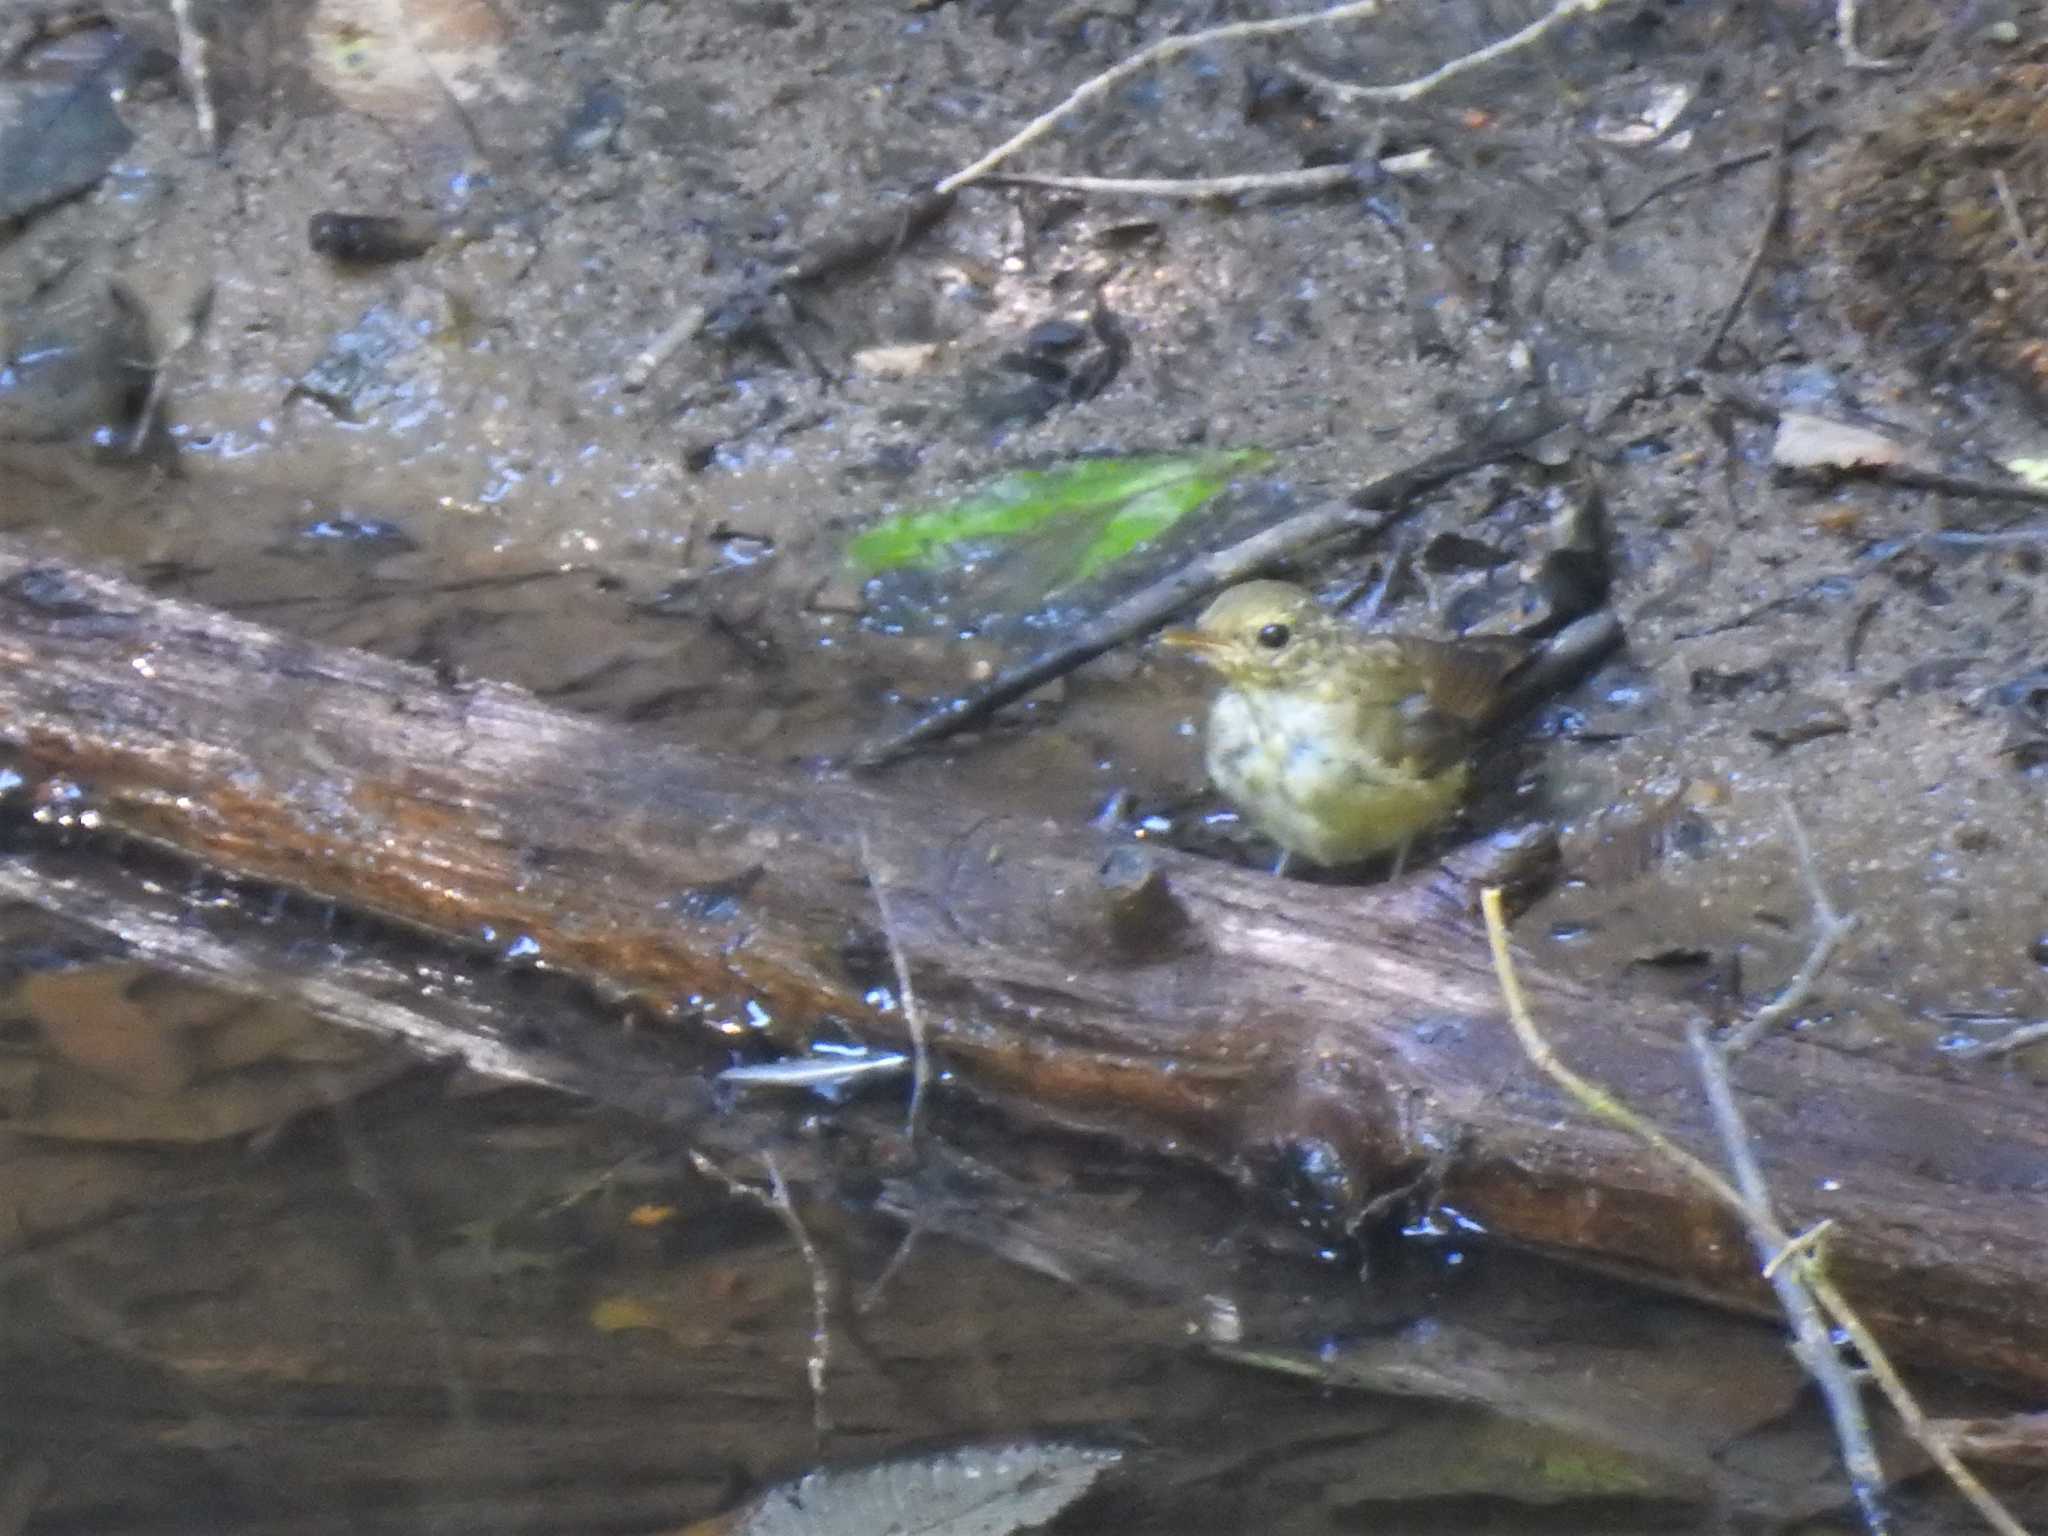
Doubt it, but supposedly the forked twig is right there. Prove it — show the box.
[984,153,1434,201]
[858,831,930,1140]
[1720,799,1856,1054]
[690,1149,836,1438]
[937,0,1392,194]
[1688,1023,1889,1533]
[1281,0,1613,107]
[165,0,218,150]
[1480,887,2034,1536]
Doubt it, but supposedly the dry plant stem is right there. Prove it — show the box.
[1479,889,1742,1210]
[986,154,1434,200]
[165,0,217,150]
[1993,169,2039,263]
[1484,888,2035,1536]
[1691,113,1790,373]
[620,302,707,393]
[1837,0,1904,71]
[859,831,930,1140]
[1280,0,1613,106]
[131,278,215,454]
[989,165,1360,200]
[1807,1266,2035,1536]
[1687,1023,1890,1535]
[1925,1414,2048,1470]
[1607,126,1821,226]
[937,0,1390,193]
[1954,1017,2048,1059]
[691,1150,836,1439]
[1719,800,1855,1054]
[1760,1215,1835,1281]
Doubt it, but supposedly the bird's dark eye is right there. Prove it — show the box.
[1256,622,1291,650]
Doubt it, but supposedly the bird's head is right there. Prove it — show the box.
[1158,580,1338,688]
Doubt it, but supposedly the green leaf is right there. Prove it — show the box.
[847,449,1271,588]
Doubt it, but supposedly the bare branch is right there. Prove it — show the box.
[1282,0,1612,107]
[937,0,1391,194]
[1721,799,1856,1054]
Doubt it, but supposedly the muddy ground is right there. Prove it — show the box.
[3,0,2048,1530]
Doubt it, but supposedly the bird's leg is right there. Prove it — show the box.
[1272,848,1296,879]
[1388,837,1413,881]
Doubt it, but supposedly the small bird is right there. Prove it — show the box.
[1160,580,1534,871]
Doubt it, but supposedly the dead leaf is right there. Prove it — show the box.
[1771,412,1906,471]
[676,1442,1122,1536]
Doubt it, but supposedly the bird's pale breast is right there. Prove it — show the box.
[1205,685,1466,865]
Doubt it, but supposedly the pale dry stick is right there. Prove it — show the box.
[1280,0,1614,107]
[690,1149,836,1438]
[936,0,1391,194]
[1687,1023,1890,1535]
[1482,889,2035,1536]
[1924,1414,2048,1470]
[1994,169,2039,264]
[1806,1270,2036,1536]
[1953,1016,2048,1060]
[131,278,215,454]
[985,153,1435,201]
[165,0,218,150]
[1760,1215,1835,1281]
[1837,0,1905,71]
[1720,800,1856,1054]
[1478,888,1743,1210]
[1691,110,1791,376]
[1701,1033,2034,1536]
[620,302,707,394]
[858,830,930,1142]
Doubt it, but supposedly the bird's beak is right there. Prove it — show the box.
[1157,627,1218,658]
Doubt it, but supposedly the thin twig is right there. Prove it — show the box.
[1993,169,2039,263]
[1809,1268,2034,1536]
[131,279,215,454]
[855,501,1387,766]
[1606,125,1821,227]
[1281,0,1612,107]
[858,830,929,1141]
[1688,1023,1890,1534]
[1480,889,1743,1206]
[985,155,1434,201]
[1720,799,1856,1054]
[620,302,707,393]
[854,415,1559,767]
[1837,0,1905,72]
[1691,110,1790,373]
[1951,1017,2048,1060]
[1761,1216,1835,1281]
[937,0,1392,194]
[690,1149,836,1438]
[1482,888,2036,1536]
[165,0,218,151]
[987,164,1358,199]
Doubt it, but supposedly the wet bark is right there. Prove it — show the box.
[2,537,2045,1386]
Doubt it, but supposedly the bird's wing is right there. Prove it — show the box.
[1392,634,1537,723]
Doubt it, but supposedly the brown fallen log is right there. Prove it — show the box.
[1,537,2045,1386]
